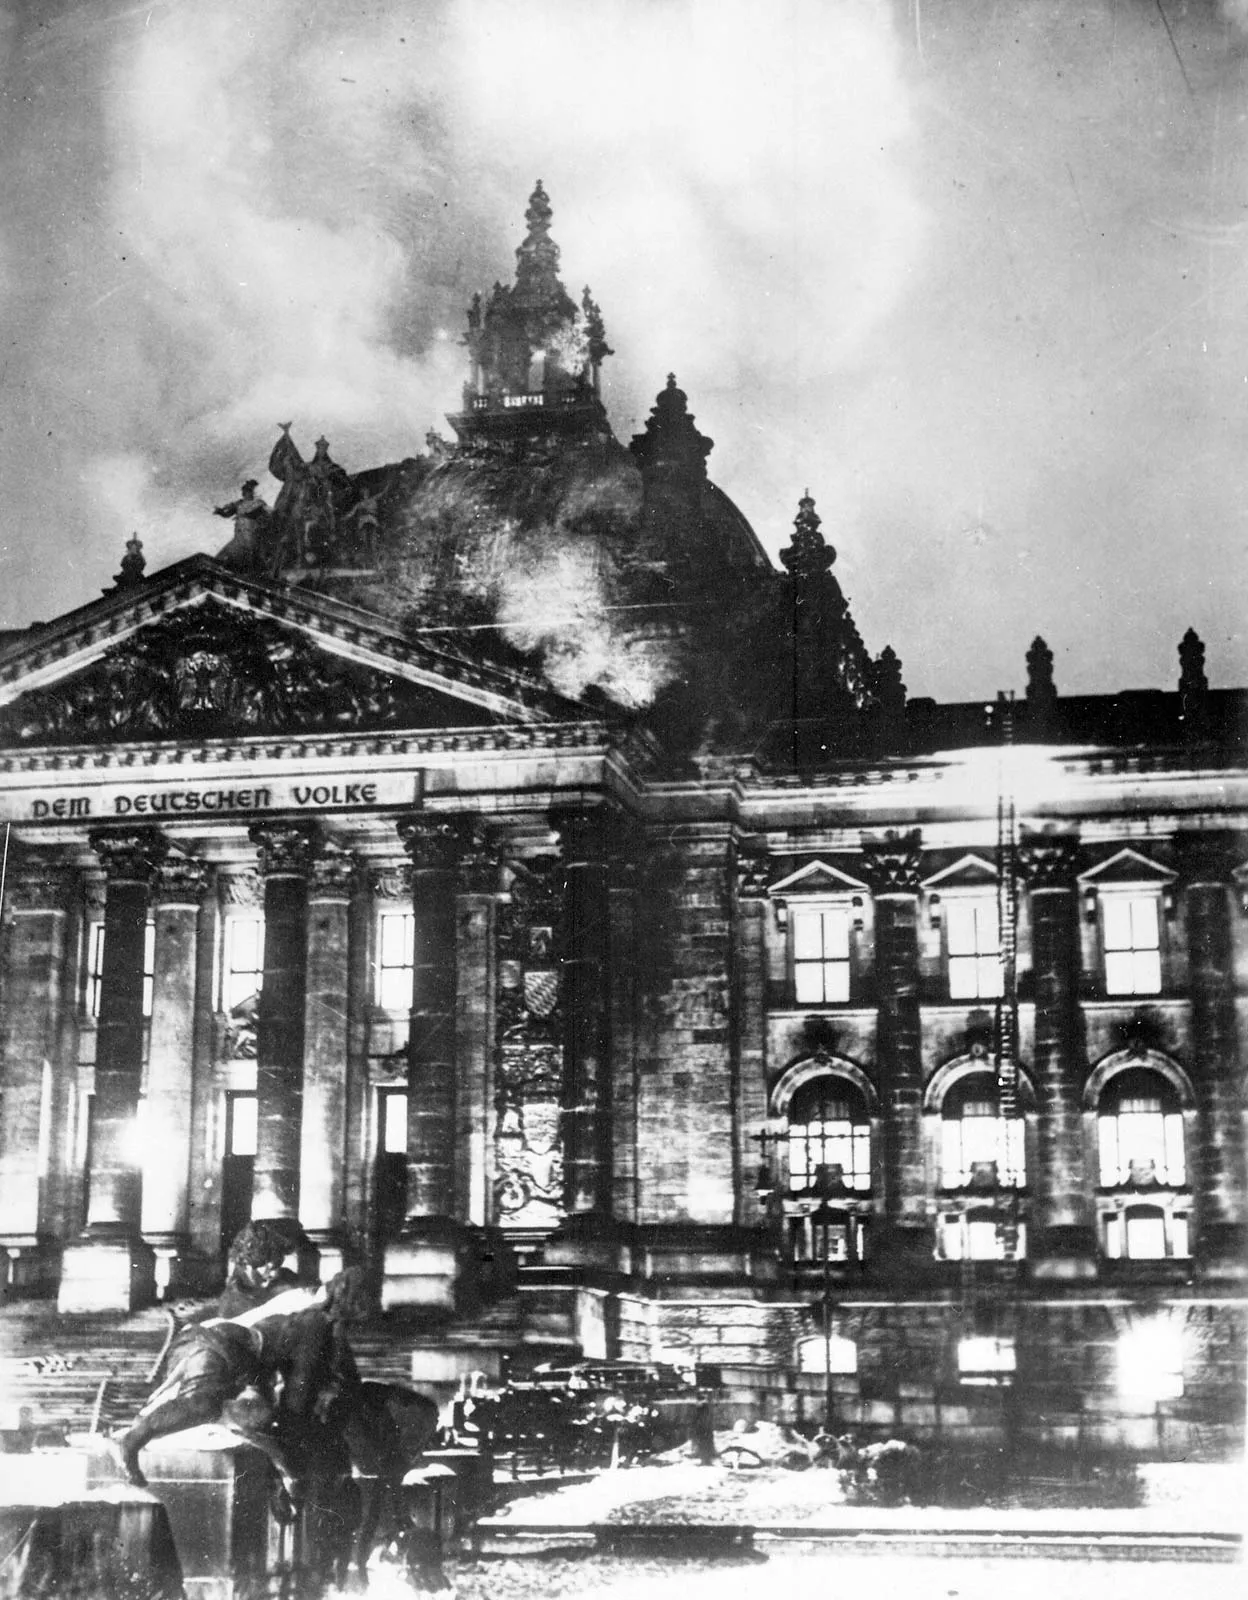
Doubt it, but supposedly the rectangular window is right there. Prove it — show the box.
[1098,1106,1186,1187]
[945,899,1003,1000]
[87,921,156,1017]
[941,1215,1027,1261]
[227,1093,258,1157]
[375,911,416,1010]
[1102,895,1161,995]
[788,1113,871,1193]
[940,1107,1026,1188]
[792,906,851,1004]
[381,1090,408,1154]
[222,914,265,1012]
[957,1335,1016,1385]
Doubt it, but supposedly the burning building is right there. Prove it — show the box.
[0,185,1244,1459]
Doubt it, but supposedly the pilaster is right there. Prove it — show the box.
[1021,832,1096,1278]
[249,822,314,1223]
[60,828,166,1312]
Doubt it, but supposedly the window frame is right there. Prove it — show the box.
[374,908,416,1012]
[787,898,856,1007]
[220,911,266,1014]
[939,890,1004,1002]
[85,919,156,1019]
[1096,887,1164,997]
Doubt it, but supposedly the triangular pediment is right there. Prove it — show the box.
[922,853,998,890]
[768,858,870,896]
[1077,847,1176,886]
[0,557,581,748]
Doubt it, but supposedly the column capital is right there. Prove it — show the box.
[308,840,360,899]
[153,853,210,907]
[249,821,316,879]
[860,829,923,895]
[396,813,469,871]
[1020,832,1080,889]
[735,852,770,900]
[3,856,75,914]
[1176,831,1240,887]
[550,804,606,863]
[88,827,168,886]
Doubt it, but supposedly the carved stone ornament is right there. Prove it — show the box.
[153,853,210,905]
[396,814,467,873]
[735,853,770,899]
[249,822,315,878]
[1019,833,1080,889]
[369,864,412,901]
[4,863,75,914]
[89,826,169,885]
[219,870,262,909]
[550,804,605,866]
[493,1033,565,1225]
[308,841,359,897]
[860,830,923,895]
[460,825,503,896]
[0,600,414,747]
[1175,832,1235,887]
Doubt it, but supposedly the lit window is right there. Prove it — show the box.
[376,911,415,1011]
[1097,1069,1185,1188]
[792,907,851,1004]
[940,1211,1027,1260]
[1101,895,1161,995]
[222,915,265,1012]
[1105,1205,1190,1262]
[957,1336,1016,1385]
[787,1077,871,1194]
[87,921,156,1017]
[940,1075,1025,1189]
[945,899,1003,1000]
[1118,1320,1184,1400]
[789,1210,867,1265]
[227,1094,257,1157]
[381,1090,407,1155]
[797,1335,858,1375]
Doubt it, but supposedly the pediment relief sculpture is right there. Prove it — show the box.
[0,602,479,746]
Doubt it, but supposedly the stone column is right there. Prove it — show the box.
[299,840,357,1279]
[0,857,74,1294]
[1180,834,1247,1277]
[59,828,166,1312]
[381,815,470,1310]
[733,855,771,1229]
[862,831,931,1269]
[456,833,500,1227]
[141,854,209,1292]
[249,823,314,1223]
[552,806,612,1217]
[1021,833,1095,1277]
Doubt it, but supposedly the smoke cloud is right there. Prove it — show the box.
[1,0,1245,701]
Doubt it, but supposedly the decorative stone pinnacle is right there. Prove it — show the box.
[111,534,146,591]
[779,492,835,578]
[1178,626,1210,739]
[525,179,552,236]
[1026,635,1056,705]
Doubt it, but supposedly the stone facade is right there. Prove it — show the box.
[0,186,1244,1458]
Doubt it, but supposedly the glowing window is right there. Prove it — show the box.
[381,1091,408,1155]
[787,1078,871,1194]
[940,1212,1027,1261]
[1104,1204,1189,1262]
[1102,895,1161,996]
[227,1094,257,1158]
[376,911,415,1011]
[797,1335,858,1375]
[945,899,1003,1000]
[957,1336,1016,1385]
[222,915,264,1013]
[940,1075,1025,1189]
[789,1211,867,1265]
[1118,1321,1184,1400]
[1097,1069,1185,1188]
[792,907,851,1004]
[87,921,156,1018]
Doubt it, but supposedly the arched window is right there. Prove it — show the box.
[787,1076,872,1196]
[1097,1067,1185,1189]
[939,1072,1025,1190]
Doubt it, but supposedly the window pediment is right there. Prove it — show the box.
[922,853,998,892]
[767,859,870,898]
[1078,848,1176,888]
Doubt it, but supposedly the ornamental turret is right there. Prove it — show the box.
[450,182,612,441]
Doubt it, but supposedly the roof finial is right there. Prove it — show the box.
[110,534,146,592]
[780,491,835,577]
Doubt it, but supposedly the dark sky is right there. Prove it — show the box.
[1,0,1245,704]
